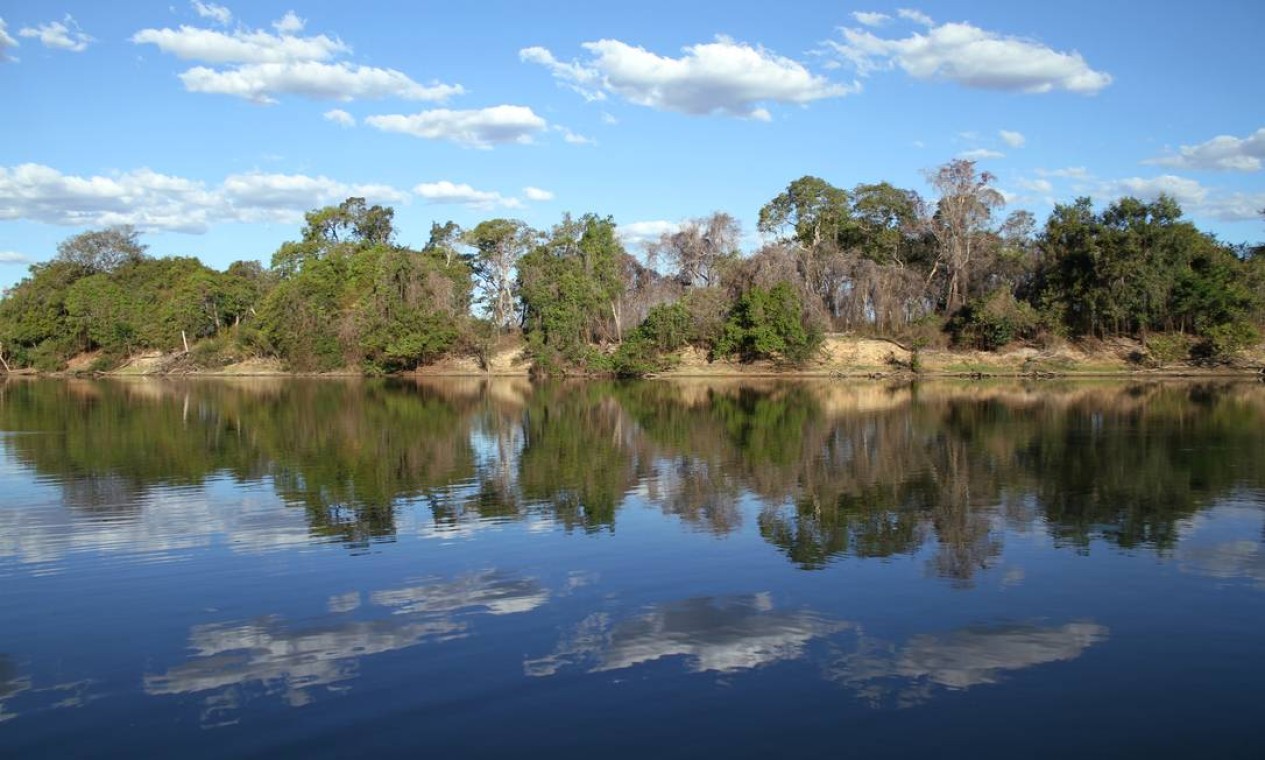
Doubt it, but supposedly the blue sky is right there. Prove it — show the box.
[1,0,1262,288]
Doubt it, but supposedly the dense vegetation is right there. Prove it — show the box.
[1,160,1262,374]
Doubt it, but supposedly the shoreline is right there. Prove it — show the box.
[6,335,1263,381]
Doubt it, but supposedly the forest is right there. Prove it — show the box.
[1,159,1262,375]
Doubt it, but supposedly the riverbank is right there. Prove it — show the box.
[15,334,1257,380]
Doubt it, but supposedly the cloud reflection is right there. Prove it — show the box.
[0,656,30,723]
[527,597,1107,711]
[1177,505,1265,588]
[831,622,1109,707]
[525,593,848,677]
[145,570,548,726]
[0,655,95,724]
[0,485,311,569]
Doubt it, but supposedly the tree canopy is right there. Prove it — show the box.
[1,157,1261,374]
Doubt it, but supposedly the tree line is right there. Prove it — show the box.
[1,160,1262,374]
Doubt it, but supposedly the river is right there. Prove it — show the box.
[1,378,1263,757]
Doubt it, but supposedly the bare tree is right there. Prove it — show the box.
[925,160,1004,312]
[647,212,741,288]
[55,225,148,273]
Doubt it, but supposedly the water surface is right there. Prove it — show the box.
[2,378,1264,757]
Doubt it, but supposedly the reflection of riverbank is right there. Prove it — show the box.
[2,379,1263,575]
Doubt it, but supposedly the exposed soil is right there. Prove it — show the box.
[21,334,1265,379]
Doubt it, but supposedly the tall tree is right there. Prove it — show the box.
[55,225,148,274]
[464,219,538,330]
[757,176,853,250]
[648,212,741,288]
[851,182,924,266]
[925,160,1005,312]
[271,197,395,277]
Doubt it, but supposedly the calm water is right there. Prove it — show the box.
[2,377,1264,758]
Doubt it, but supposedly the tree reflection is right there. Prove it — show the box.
[3,378,1264,576]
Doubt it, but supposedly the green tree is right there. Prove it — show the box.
[464,219,538,330]
[851,181,924,266]
[758,176,854,250]
[715,282,820,363]
[518,214,628,372]
[271,197,395,278]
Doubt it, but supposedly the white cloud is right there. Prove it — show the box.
[1038,166,1089,179]
[520,46,607,102]
[323,108,355,127]
[413,181,522,209]
[131,25,348,64]
[600,111,618,125]
[999,129,1025,148]
[1031,166,1264,222]
[558,126,596,145]
[522,36,856,119]
[897,8,935,26]
[828,18,1111,94]
[190,1,232,26]
[365,105,548,149]
[1145,127,1265,172]
[1016,177,1053,194]
[523,186,554,202]
[133,18,461,104]
[272,11,306,35]
[1102,174,1208,207]
[0,19,16,62]
[179,61,462,104]
[221,172,409,220]
[0,163,220,232]
[1195,192,1265,222]
[18,15,93,53]
[618,220,680,247]
[958,148,1004,160]
[852,12,891,27]
[1098,174,1265,222]
[0,251,32,265]
[0,162,411,232]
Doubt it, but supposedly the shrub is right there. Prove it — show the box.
[611,302,695,377]
[714,282,821,364]
[948,290,1038,351]
[1193,321,1260,363]
[1145,333,1194,366]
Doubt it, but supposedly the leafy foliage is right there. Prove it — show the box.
[2,169,1262,374]
[612,302,694,376]
[948,289,1039,350]
[715,282,821,364]
[518,214,629,373]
